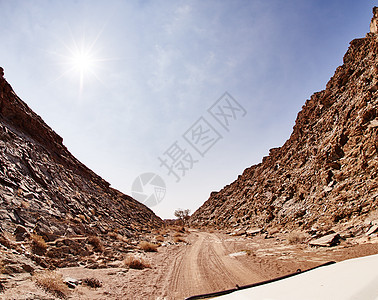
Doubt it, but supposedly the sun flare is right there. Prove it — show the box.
[71,52,95,72]
[52,27,112,96]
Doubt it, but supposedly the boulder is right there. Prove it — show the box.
[309,233,340,247]
[246,228,263,236]
[366,225,378,236]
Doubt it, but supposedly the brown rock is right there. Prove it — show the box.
[370,7,378,34]
[309,233,340,247]
[366,225,378,236]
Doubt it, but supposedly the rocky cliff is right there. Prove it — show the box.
[0,70,163,267]
[191,17,378,232]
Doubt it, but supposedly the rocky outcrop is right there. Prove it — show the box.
[0,70,163,243]
[370,7,378,34]
[191,21,378,232]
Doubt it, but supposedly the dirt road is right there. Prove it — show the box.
[161,230,265,299]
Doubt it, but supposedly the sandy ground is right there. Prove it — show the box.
[2,229,378,300]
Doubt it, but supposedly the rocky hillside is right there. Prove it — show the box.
[191,15,378,232]
[0,69,163,269]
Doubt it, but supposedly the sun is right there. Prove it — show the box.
[72,51,95,73]
[69,48,97,92]
[52,29,108,95]
[66,43,100,93]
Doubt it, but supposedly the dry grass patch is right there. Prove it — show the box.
[139,241,158,252]
[123,255,151,269]
[287,231,307,244]
[30,234,47,255]
[33,270,69,299]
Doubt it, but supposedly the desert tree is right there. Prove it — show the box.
[174,209,191,225]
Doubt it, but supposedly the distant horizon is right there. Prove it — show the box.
[0,1,373,219]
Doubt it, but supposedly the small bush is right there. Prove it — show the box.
[83,277,102,288]
[87,236,104,252]
[287,231,307,244]
[33,270,69,298]
[123,255,151,269]
[30,234,47,255]
[139,241,158,252]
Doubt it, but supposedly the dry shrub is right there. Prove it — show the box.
[123,255,151,269]
[33,270,69,298]
[287,231,307,244]
[139,241,158,252]
[173,232,182,237]
[174,237,187,243]
[83,277,102,288]
[87,236,104,252]
[30,234,47,255]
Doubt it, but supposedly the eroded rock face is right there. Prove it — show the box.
[370,7,378,34]
[191,20,378,231]
[0,72,163,239]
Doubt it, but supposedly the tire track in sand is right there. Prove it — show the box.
[163,230,264,299]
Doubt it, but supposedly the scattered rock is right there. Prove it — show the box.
[230,228,246,236]
[82,277,102,288]
[366,225,378,236]
[64,277,81,289]
[309,233,340,247]
[246,228,263,236]
[14,225,29,241]
[229,251,247,257]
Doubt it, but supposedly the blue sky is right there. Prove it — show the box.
[0,0,374,218]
